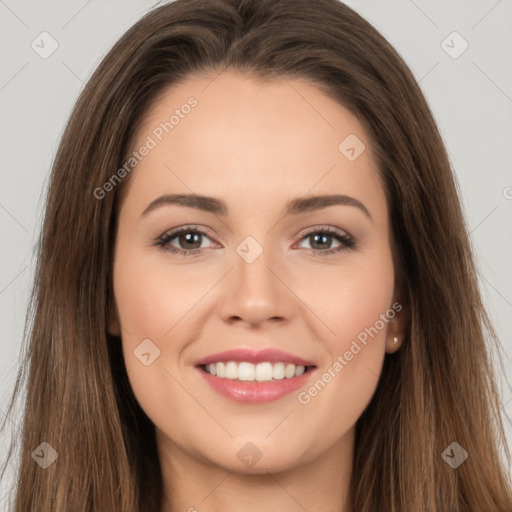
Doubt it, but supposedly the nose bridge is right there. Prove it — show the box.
[218,230,293,324]
[234,232,279,295]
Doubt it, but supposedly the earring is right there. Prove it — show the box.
[393,337,398,345]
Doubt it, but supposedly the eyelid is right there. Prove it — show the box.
[156,224,219,247]
[295,224,351,239]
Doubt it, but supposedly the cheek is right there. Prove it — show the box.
[112,250,198,439]
[296,246,395,425]
[113,261,165,343]
[112,249,177,396]
[303,245,395,350]
[113,248,203,342]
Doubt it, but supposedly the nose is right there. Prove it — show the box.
[217,244,295,328]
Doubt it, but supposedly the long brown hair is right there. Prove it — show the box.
[2,0,511,510]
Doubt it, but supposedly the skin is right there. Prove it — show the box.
[109,70,405,512]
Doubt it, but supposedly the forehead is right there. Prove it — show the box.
[124,71,386,223]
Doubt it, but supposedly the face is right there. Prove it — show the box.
[109,71,404,474]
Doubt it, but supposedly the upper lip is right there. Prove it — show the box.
[194,348,316,367]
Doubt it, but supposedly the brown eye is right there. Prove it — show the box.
[308,232,337,250]
[296,227,355,255]
[175,231,203,250]
[155,226,217,257]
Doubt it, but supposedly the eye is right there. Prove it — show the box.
[294,226,356,256]
[154,224,356,257]
[155,225,218,257]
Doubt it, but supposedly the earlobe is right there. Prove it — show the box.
[386,325,403,353]
[386,299,407,353]
[387,335,401,354]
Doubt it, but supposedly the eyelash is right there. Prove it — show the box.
[154,224,356,258]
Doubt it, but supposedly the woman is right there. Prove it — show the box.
[2,0,511,510]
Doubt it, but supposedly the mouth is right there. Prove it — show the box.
[194,348,317,403]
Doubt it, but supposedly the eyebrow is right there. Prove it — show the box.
[141,193,373,222]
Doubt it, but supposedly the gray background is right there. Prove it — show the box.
[1,0,511,504]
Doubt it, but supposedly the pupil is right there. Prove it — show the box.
[311,233,331,250]
[180,232,201,249]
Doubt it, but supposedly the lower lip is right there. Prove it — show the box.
[196,366,315,403]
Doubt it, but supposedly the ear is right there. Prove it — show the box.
[385,294,407,354]
[108,300,122,337]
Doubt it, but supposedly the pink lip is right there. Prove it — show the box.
[193,348,317,404]
[196,366,316,404]
[194,348,316,367]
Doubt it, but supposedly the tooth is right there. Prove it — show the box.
[216,362,226,378]
[255,362,273,381]
[238,362,255,381]
[225,361,238,379]
[273,362,285,380]
[284,363,296,379]
[204,361,309,381]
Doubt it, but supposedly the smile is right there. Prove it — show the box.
[201,361,310,381]
[194,348,317,403]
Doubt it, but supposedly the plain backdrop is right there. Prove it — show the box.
[1,0,511,506]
